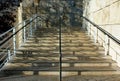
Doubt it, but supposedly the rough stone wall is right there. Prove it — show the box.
[22,0,83,28]
[83,0,120,66]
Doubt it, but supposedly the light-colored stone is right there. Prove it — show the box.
[83,0,120,66]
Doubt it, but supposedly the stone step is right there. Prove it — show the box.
[10,54,114,62]
[32,33,89,38]
[2,66,120,76]
[15,51,105,58]
[22,43,99,48]
[34,32,88,35]
[9,60,116,67]
[26,40,92,44]
[27,37,91,41]
[25,41,93,45]
[26,39,92,43]
[1,75,120,81]
[0,75,59,81]
[63,75,120,81]
[3,63,119,71]
[10,54,114,65]
[31,37,91,41]
[30,33,89,36]
[18,46,98,51]
[19,43,98,48]
[15,50,105,57]
[22,43,98,47]
[25,43,95,47]
[15,52,103,57]
[9,60,115,64]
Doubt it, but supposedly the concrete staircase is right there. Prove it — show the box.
[0,27,120,80]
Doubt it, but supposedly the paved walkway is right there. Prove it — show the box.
[0,75,120,81]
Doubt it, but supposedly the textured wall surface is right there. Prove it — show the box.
[83,0,120,39]
[83,0,120,66]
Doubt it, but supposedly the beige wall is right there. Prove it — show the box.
[83,0,120,38]
[83,0,120,66]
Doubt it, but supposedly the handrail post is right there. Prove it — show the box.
[89,24,91,35]
[30,17,33,36]
[96,28,98,43]
[23,21,26,43]
[94,27,98,43]
[88,23,91,35]
[35,15,37,30]
[87,23,90,35]
[8,49,11,60]
[59,14,62,81]
[13,28,16,55]
[105,35,110,55]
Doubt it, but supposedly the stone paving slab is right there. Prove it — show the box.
[0,75,120,81]
[0,75,58,81]
[63,75,120,81]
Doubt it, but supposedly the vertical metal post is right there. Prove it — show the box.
[8,49,11,60]
[96,28,98,43]
[89,24,91,35]
[105,35,110,55]
[86,22,89,35]
[30,18,33,36]
[23,21,26,43]
[59,14,62,81]
[35,15,37,30]
[13,28,16,55]
[107,38,110,55]
[88,23,91,35]
[94,27,98,43]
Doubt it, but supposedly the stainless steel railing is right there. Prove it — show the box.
[0,15,39,70]
[82,16,120,65]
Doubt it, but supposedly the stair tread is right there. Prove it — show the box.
[9,60,115,63]
[15,54,104,58]
[2,66,120,71]
[10,55,114,63]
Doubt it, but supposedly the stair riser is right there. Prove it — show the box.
[81,71,120,76]
[28,37,90,40]
[18,47,97,50]
[7,63,117,67]
[22,44,96,47]
[26,40,89,43]
[3,71,120,77]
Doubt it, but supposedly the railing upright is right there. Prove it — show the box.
[23,21,26,43]
[13,28,16,55]
[59,15,62,81]
[82,15,120,59]
[94,27,98,43]
[0,15,39,70]
[7,49,11,60]
[105,35,110,55]
[35,15,37,30]
[30,17,33,36]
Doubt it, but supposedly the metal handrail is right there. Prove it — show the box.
[0,16,37,46]
[0,28,13,37]
[81,16,120,45]
[0,18,30,38]
[0,15,39,70]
